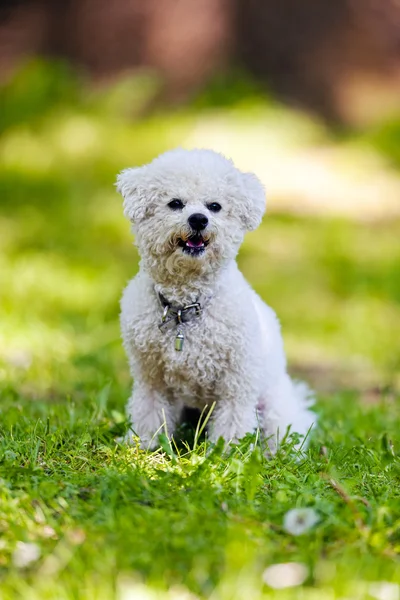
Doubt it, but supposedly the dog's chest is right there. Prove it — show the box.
[131,303,239,400]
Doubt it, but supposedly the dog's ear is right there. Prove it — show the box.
[116,167,150,222]
[239,171,266,231]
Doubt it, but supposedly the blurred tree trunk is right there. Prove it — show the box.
[0,0,232,100]
[1,0,400,123]
[235,0,400,124]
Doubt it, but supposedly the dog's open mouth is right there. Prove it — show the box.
[178,233,209,256]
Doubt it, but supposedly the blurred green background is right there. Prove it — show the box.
[1,57,399,405]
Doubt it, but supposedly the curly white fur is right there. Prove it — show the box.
[117,148,316,451]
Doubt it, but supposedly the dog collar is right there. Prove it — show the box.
[157,292,203,351]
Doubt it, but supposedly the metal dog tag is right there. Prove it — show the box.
[175,330,184,351]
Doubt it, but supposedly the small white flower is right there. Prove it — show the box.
[262,562,308,589]
[12,542,41,568]
[283,507,319,535]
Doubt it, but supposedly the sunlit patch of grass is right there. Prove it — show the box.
[0,388,399,599]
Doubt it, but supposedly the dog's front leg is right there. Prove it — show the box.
[207,386,258,446]
[126,381,179,450]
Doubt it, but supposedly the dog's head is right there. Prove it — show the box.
[117,149,266,278]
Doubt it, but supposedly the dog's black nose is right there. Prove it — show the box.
[188,213,208,231]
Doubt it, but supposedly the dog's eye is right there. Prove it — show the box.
[207,202,222,213]
[168,198,184,210]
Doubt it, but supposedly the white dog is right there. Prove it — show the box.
[117,148,316,450]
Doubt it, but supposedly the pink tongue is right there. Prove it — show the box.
[187,238,204,248]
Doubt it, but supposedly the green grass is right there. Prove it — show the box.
[0,392,400,599]
[1,60,400,598]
